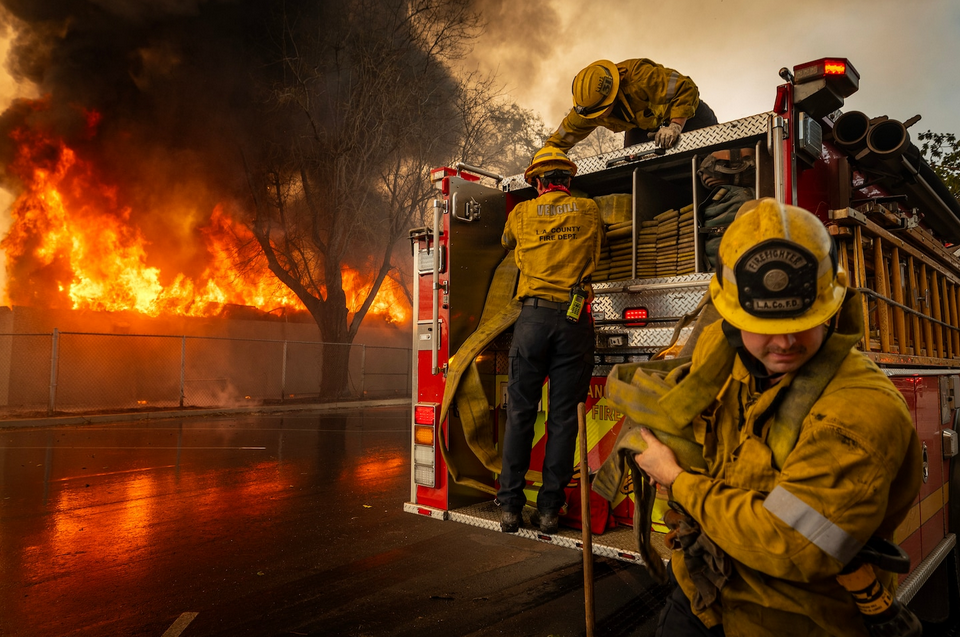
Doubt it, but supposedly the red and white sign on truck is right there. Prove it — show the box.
[406,58,960,622]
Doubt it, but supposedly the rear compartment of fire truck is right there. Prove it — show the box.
[407,114,776,563]
[408,102,960,625]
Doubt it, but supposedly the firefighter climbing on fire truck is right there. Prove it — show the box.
[602,198,924,636]
[496,147,604,534]
[544,58,718,152]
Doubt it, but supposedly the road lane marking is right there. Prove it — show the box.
[162,612,198,637]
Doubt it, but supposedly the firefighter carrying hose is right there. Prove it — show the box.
[496,148,604,535]
[544,58,718,153]
[627,199,923,636]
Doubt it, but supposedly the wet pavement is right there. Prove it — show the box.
[0,406,667,637]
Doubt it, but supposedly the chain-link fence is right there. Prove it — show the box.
[0,330,411,417]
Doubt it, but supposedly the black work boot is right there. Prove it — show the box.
[500,510,521,533]
[531,510,559,534]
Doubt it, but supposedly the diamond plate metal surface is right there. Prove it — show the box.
[495,350,509,375]
[501,113,771,192]
[485,276,710,354]
[593,275,711,318]
[592,274,710,350]
[418,500,672,566]
[596,325,696,351]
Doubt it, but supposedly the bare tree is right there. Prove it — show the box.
[241,0,510,396]
[452,70,550,177]
[567,126,624,161]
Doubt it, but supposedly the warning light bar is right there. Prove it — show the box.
[624,307,648,327]
[790,58,860,120]
[824,60,847,75]
[793,58,858,86]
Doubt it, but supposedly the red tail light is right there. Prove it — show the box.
[414,403,437,425]
[624,307,648,327]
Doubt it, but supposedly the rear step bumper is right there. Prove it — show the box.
[404,499,671,566]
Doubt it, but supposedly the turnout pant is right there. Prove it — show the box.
[657,561,725,636]
[496,302,594,514]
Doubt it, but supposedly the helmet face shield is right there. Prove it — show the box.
[540,168,573,181]
[710,198,846,334]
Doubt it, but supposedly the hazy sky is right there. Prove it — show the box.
[0,1,957,149]
[464,0,960,138]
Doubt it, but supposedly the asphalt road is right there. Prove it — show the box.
[0,406,667,637]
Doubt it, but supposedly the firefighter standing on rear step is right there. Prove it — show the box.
[543,58,718,153]
[496,148,604,535]
[631,199,923,636]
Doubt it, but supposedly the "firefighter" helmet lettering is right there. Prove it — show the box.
[743,246,809,273]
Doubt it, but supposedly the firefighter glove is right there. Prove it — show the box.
[655,121,683,149]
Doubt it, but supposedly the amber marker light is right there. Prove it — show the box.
[414,425,435,446]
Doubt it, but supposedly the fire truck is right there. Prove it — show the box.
[405,58,960,622]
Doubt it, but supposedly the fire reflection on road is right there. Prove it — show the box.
[0,409,409,637]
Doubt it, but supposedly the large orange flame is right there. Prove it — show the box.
[343,266,410,325]
[1,107,409,323]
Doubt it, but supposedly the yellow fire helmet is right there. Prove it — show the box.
[524,146,578,185]
[709,198,847,334]
[571,60,619,119]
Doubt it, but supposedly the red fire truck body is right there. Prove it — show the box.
[406,58,960,620]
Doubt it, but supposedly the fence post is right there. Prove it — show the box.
[47,328,59,414]
[281,340,288,402]
[360,344,366,399]
[179,336,186,408]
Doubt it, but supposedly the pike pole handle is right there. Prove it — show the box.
[578,402,595,637]
[835,538,922,637]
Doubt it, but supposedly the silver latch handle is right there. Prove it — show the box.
[453,196,481,223]
[945,428,959,459]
